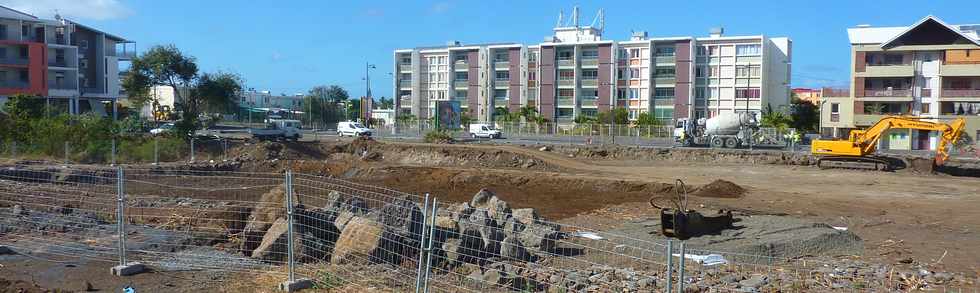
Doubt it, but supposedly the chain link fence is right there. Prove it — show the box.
[0,165,962,292]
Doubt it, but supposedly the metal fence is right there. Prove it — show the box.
[0,165,962,292]
[0,136,239,166]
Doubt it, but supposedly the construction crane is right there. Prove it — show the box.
[811,116,966,170]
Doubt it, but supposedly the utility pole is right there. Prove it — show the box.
[364,62,376,122]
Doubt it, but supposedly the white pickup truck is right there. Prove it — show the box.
[250,120,303,141]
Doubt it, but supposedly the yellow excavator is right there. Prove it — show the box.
[811,116,966,170]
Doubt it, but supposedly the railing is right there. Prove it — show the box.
[830,113,840,122]
[453,81,468,88]
[866,62,911,66]
[863,89,911,97]
[557,79,575,86]
[0,81,28,89]
[0,57,29,66]
[493,61,509,69]
[580,59,598,67]
[580,79,598,87]
[494,79,509,87]
[557,97,575,107]
[398,64,412,72]
[655,56,676,64]
[49,82,78,90]
[941,89,980,97]
[557,59,574,67]
[493,98,509,106]
[398,80,412,88]
[920,88,932,97]
[49,60,69,67]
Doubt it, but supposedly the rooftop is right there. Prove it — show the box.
[847,15,980,46]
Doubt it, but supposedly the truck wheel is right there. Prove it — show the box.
[710,137,725,148]
[725,137,739,148]
[471,133,477,138]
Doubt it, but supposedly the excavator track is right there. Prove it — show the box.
[817,156,893,171]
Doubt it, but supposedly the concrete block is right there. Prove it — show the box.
[110,262,146,276]
[279,278,313,292]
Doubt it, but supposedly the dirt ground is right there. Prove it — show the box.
[2,139,978,291]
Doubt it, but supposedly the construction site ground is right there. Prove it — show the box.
[1,138,978,291]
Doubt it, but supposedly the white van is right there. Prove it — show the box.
[337,121,373,137]
[469,124,501,139]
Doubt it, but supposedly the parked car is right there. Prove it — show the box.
[469,124,501,139]
[250,120,303,141]
[337,121,373,137]
[150,123,175,135]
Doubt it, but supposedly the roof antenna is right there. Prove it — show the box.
[572,6,579,28]
[53,9,62,21]
[590,8,605,32]
[556,9,564,28]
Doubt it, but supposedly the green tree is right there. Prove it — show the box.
[635,112,662,126]
[790,96,819,132]
[310,85,349,102]
[597,108,629,124]
[1,94,46,143]
[194,72,243,114]
[376,96,394,109]
[761,103,792,130]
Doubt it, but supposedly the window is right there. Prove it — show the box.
[528,71,536,81]
[0,71,5,82]
[581,89,598,98]
[581,109,597,117]
[401,56,411,64]
[0,25,5,39]
[708,46,719,56]
[528,52,538,62]
[884,54,903,65]
[629,110,639,120]
[80,58,88,69]
[557,108,573,117]
[629,68,640,79]
[617,49,627,59]
[736,44,761,55]
[921,103,930,114]
[495,71,510,81]
[697,46,708,56]
[19,46,27,58]
[655,88,675,98]
[557,50,573,60]
[558,88,574,97]
[455,71,468,80]
[695,87,706,99]
[629,88,640,99]
[399,90,412,98]
[21,24,28,37]
[454,54,468,62]
[749,65,760,77]
[736,65,749,77]
[18,70,27,81]
[581,69,598,80]
[654,66,675,77]
[558,70,575,80]
[655,46,675,57]
[494,51,509,62]
[0,48,5,58]
[736,88,761,99]
[581,50,599,59]
[830,103,840,122]
[400,73,411,81]
[617,69,625,80]
[630,49,641,58]
[709,66,720,77]
[617,89,627,100]
[79,40,89,50]
[695,66,706,78]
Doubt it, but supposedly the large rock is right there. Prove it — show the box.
[324,191,369,215]
[376,196,425,251]
[518,223,561,254]
[500,235,531,261]
[461,209,505,257]
[251,218,302,262]
[332,216,408,265]
[296,206,341,261]
[240,185,294,255]
[469,189,511,225]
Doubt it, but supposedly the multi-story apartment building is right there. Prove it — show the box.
[394,10,791,123]
[820,16,980,151]
[0,5,133,118]
[792,88,823,105]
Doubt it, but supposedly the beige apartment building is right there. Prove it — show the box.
[821,16,980,151]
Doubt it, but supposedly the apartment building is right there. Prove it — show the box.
[0,5,134,118]
[792,88,822,105]
[820,16,980,151]
[394,10,791,123]
[242,90,305,111]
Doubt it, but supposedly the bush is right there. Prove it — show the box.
[423,130,454,144]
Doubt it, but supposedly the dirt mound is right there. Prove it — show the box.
[691,179,745,198]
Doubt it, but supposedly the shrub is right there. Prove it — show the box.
[423,130,454,144]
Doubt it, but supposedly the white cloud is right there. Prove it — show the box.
[2,0,132,20]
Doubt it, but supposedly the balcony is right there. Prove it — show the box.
[49,81,78,90]
[655,56,676,64]
[580,97,598,107]
[398,80,412,88]
[454,59,468,66]
[557,97,575,107]
[557,79,575,87]
[0,80,28,89]
[454,81,468,88]
[854,114,887,126]
[920,88,932,97]
[862,89,911,98]
[580,59,598,67]
[399,97,412,106]
[494,61,509,69]
[398,64,412,72]
[941,63,980,76]
[557,59,574,67]
[0,57,29,66]
[49,59,69,68]
[859,63,914,77]
[580,79,598,87]
[493,97,509,106]
[821,88,850,98]
[941,89,980,98]
[494,79,510,87]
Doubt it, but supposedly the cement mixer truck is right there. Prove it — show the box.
[674,112,759,148]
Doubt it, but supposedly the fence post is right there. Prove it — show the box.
[677,241,685,293]
[415,193,431,293]
[109,167,145,276]
[111,139,117,166]
[222,139,228,161]
[285,170,296,282]
[189,137,196,162]
[64,141,69,165]
[153,137,159,165]
[665,240,673,293]
[422,198,438,293]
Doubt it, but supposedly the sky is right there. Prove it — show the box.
[3,0,978,99]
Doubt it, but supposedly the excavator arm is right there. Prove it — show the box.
[812,116,967,168]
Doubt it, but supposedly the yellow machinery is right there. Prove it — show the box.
[811,116,966,170]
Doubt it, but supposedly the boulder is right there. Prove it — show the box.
[469,189,511,224]
[376,196,425,246]
[324,191,369,215]
[518,223,561,254]
[251,218,302,262]
[446,229,486,264]
[296,207,341,261]
[331,216,384,265]
[512,208,539,226]
[500,235,531,261]
[240,185,294,255]
[461,210,505,257]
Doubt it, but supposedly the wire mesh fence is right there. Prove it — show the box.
[0,136,243,166]
[0,165,968,292]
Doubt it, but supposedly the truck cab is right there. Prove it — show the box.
[469,124,501,139]
[251,119,303,141]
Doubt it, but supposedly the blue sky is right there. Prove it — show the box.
[5,0,979,99]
